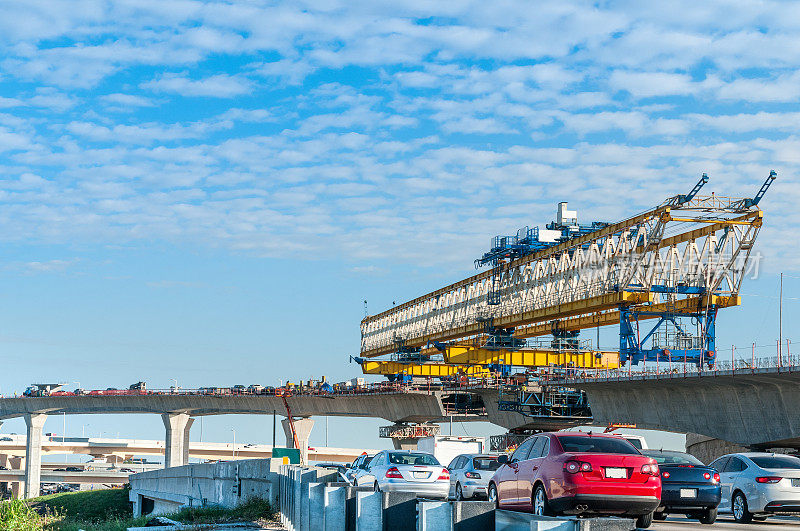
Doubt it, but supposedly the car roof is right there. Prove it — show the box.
[388,450,430,454]
[733,452,796,458]
[642,449,688,454]
[456,453,498,458]
[551,432,626,439]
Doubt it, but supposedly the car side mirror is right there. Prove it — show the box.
[498,454,509,465]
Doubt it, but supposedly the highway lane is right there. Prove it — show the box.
[653,515,800,531]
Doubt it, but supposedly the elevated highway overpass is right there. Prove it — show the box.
[0,386,581,498]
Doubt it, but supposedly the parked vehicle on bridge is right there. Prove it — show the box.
[355,450,450,499]
[710,452,800,522]
[247,384,264,394]
[447,453,501,500]
[488,432,661,528]
[642,449,720,524]
[345,453,375,485]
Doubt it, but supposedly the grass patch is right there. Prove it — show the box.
[171,497,275,524]
[32,488,131,521]
[0,498,57,530]
[2,488,276,530]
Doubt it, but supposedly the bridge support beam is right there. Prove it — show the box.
[162,413,192,468]
[282,417,313,464]
[24,413,46,499]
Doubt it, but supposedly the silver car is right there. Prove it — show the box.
[447,453,501,500]
[344,453,375,486]
[355,450,450,499]
[710,452,800,522]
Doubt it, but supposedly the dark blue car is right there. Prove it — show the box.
[643,450,722,524]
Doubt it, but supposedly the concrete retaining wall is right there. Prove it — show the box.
[129,458,284,517]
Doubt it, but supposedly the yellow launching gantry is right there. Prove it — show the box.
[352,339,620,380]
[355,171,775,381]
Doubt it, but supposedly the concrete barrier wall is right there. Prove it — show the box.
[129,458,283,517]
[132,460,637,531]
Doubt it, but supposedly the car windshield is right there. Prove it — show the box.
[643,451,703,466]
[388,453,440,466]
[750,456,800,470]
[557,435,639,454]
[473,457,501,471]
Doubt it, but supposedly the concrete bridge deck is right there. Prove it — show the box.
[563,364,800,450]
[0,390,466,423]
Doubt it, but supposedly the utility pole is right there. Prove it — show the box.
[272,410,276,448]
[780,272,784,362]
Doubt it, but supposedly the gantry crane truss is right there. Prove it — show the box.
[359,172,776,373]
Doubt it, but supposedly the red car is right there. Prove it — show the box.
[488,432,661,528]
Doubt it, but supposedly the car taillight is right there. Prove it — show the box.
[385,467,403,479]
[713,473,720,483]
[564,460,592,473]
[465,471,481,479]
[641,464,659,476]
[756,476,782,484]
[438,469,450,480]
[662,471,670,479]
[703,472,711,480]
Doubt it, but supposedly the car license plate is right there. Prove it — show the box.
[413,471,429,479]
[792,479,800,487]
[681,489,697,498]
[605,467,627,479]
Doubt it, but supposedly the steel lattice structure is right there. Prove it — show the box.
[360,173,775,366]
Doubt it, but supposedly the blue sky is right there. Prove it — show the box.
[0,0,798,455]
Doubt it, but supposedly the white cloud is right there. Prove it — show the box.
[101,93,155,108]
[609,71,697,98]
[141,73,252,97]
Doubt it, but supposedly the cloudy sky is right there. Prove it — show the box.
[0,0,797,450]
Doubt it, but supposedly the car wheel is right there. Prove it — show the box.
[732,492,753,523]
[488,483,498,508]
[373,481,380,492]
[636,512,654,529]
[699,507,717,525]
[653,511,667,520]
[455,483,464,501]
[533,484,553,516]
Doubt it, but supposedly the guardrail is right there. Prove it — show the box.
[557,353,800,385]
[277,464,637,531]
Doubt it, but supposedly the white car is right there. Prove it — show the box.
[355,450,450,499]
[710,452,800,522]
[344,453,375,485]
[446,453,501,500]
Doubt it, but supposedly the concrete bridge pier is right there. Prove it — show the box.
[162,413,193,468]
[282,417,313,464]
[24,413,46,499]
[9,456,23,499]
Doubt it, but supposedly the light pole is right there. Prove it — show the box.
[231,428,236,460]
[82,424,89,438]
[170,379,178,393]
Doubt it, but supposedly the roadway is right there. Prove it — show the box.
[0,435,373,463]
[653,515,800,531]
[0,468,130,485]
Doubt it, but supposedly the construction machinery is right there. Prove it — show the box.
[276,389,301,463]
[358,171,775,374]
